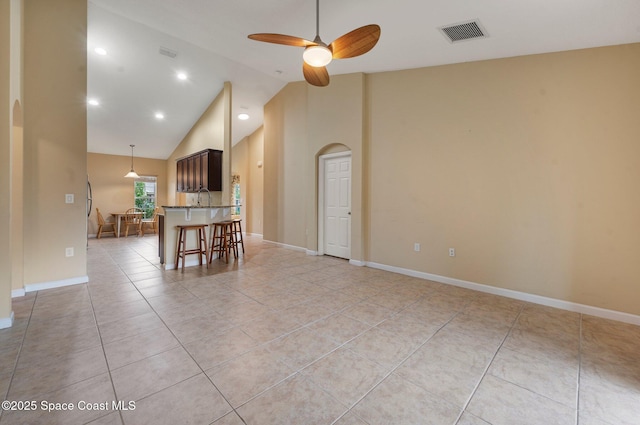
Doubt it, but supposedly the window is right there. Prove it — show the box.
[232,174,241,215]
[233,183,241,216]
[134,176,157,219]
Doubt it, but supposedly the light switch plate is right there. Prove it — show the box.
[65,194,74,204]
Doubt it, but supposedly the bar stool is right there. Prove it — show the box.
[209,221,236,264]
[231,218,245,254]
[175,224,209,271]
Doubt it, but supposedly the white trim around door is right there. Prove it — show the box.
[318,151,352,259]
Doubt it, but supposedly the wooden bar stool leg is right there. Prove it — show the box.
[209,223,221,263]
[200,227,209,268]
[233,219,244,254]
[198,227,203,266]
[229,223,238,258]
[175,227,184,270]
[181,228,188,271]
[221,224,229,263]
[208,225,215,263]
[175,225,209,271]
[209,222,237,263]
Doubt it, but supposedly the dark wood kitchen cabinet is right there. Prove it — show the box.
[176,159,185,192]
[176,149,222,192]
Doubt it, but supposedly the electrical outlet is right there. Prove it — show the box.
[449,248,455,257]
[65,247,74,257]
[414,243,421,252]
[65,194,74,204]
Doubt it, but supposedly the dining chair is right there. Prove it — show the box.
[123,207,143,237]
[96,208,116,238]
[141,207,159,236]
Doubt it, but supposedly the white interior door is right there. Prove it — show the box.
[324,154,351,259]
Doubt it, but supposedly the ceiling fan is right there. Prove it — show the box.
[248,0,381,87]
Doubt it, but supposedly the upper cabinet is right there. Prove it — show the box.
[176,149,222,192]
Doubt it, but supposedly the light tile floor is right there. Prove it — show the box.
[1,234,639,425]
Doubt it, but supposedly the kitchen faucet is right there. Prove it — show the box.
[196,187,211,207]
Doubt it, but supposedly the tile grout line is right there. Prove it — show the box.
[451,302,526,424]
[154,263,409,423]
[330,295,474,425]
[321,289,445,424]
[575,313,583,425]
[97,241,247,419]
[6,281,138,424]
[114,253,252,425]
[87,239,182,423]
[86,258,129,425]
[0,291,38,422]
[102,242,235,424]
[11,236,617,424]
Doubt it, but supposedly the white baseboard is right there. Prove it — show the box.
[263,239,307,253]
[12,288,26,298]
[306,250,318,256]
[349,259,366,267]
[0,311,15,330]
[165,258,208,270]
[24,275,89,293]
[365,261,640,326]
[247,232,263,238]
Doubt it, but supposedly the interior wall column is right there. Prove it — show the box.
[11,101,24,296]
[0,0,14,328]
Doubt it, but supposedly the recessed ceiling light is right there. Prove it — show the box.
[94,47,107,56]
[177,72,188,80]
[88,98,100,106]
[238,113,249,120]
[155,112,165,120]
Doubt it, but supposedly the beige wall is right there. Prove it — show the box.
[232,126,264,235]
[166,82,232,207]
[247,126,264,235]
[263,43,640,317]
[1,0,12,323]
[232,135,248,222]
[9,0,23,294]
[87,153,168,235]
[22,0,88,288]
[308,73,365,259]
[1,0,25,321]
[368,44,640,315]
[264,75,366,256]
[264,82,309,247]
[11,102,23,292]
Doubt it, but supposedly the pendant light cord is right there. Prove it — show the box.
[315,0,320,38]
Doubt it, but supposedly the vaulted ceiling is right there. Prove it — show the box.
[87,0,640,159]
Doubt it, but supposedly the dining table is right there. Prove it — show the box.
[110,211,143,238]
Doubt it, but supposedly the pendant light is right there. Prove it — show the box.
[124,144,140,178]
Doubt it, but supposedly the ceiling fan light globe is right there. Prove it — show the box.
[303,45,332,67]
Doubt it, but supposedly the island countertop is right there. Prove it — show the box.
[162,205,236,209]
[160,206,236,270]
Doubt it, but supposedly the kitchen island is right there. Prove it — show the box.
[160,205,235,269]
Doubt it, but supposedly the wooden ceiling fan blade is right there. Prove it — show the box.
[303,62,330,87]
[329,24,381,59]
[248,33,316,47]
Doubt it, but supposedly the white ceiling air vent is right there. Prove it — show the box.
[439,20,488,43]
[159,46,178,58]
